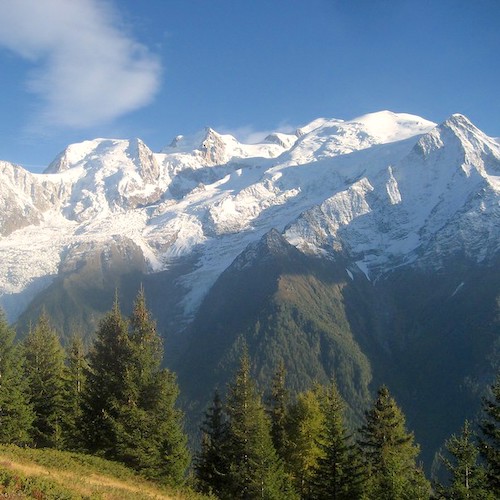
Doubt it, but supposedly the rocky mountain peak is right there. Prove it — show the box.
[198,127,232,165]
[231,228,301,272]
[0,110,498,324]
[126,138,161,184]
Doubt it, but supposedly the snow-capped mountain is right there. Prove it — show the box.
[0,110,498,324]
[2,110,499,470]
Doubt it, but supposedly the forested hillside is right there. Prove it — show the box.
[1,290,499,499]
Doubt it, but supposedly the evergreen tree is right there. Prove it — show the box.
[64,334,88,450]
[435,420,492,499]
[310,381,364,500]
[284,386,325,497]
[0,311,33,444]
[479,374,500,495]
[82,298,132,454]
[23,312,68,448]
[195,390,231,496]
[116,288,189,484]
[359,385,430,500]
[268,361,289,461]
[225,348,296,499]
[83,290,189,485]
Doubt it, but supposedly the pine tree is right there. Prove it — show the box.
[116,288,189,484]
[82,298,132,455]
[195,390,231,496]
[435,420,492,499]
[479,374,500,495]
[310,381,364,500]
[359,385,430,500]
[225,348,296,499]
[64,334,88,450]
[0,311,33,445]
[23,312,68,448]
[83,290,189,485]
[284,386,325,497]
[268,361,289,461]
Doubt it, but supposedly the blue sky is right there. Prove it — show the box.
[0,0,499,171]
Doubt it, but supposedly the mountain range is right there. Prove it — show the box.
[1,110,499,469]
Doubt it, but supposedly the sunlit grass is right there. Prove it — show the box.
[0,444,208,499]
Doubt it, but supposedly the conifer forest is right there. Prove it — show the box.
[0,289,498,499]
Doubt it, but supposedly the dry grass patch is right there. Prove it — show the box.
[0,445,207,499]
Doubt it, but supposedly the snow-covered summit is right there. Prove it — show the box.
[161,126,296,166]
[285,111,500,275]
[0,111,498,322]
[351,110,436,143]
[281,111,436,166]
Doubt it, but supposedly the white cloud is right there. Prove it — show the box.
[218,123,298,144]
[0,0,161,128]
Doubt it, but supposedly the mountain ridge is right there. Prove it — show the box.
[0,111,498,325]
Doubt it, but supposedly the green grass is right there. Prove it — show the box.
[0,445,209,499]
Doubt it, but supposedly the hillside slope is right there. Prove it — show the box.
[0,445,206,499]
[177,231,500,469]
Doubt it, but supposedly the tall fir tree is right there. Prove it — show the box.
[284,386,325,497]
[268,361,289,461]
[23,311,68,448]
[195,390,231,497]
[309,381,364,500]
[83,289,189,485]
[0,311,33,445]
[117,287,189,484]
[359,385,431,500]
[63,334,88,450]
[225,348,296,499]
[82,297,132,455]
[435,420,492,499]
[479,374,500,496]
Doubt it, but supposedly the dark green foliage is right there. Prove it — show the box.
[83,289,189,485]
[13,227,500,477]
[23,312,68,448]
[309,381,364,500]
[194,391,230,496]
[379,257,500,470]
[82,298,132,454]
[435,420,492,499]
[268,361,289,461]
[63,334,88,450]
[0,311,33,445]
[359,386,430,500]
[123,288,189,484]
[178,245,500,474]
[225,349,296,499]
[177,233,373,439]
[479,374,500,495]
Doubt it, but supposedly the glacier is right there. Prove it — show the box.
[0,110,499,323]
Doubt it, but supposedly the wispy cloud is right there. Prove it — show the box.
[218,123,298,144]
[0,0,161,129]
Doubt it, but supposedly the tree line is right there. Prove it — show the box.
[0,288,188,486]
[195,354,500,499]
[0,290,498,498]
